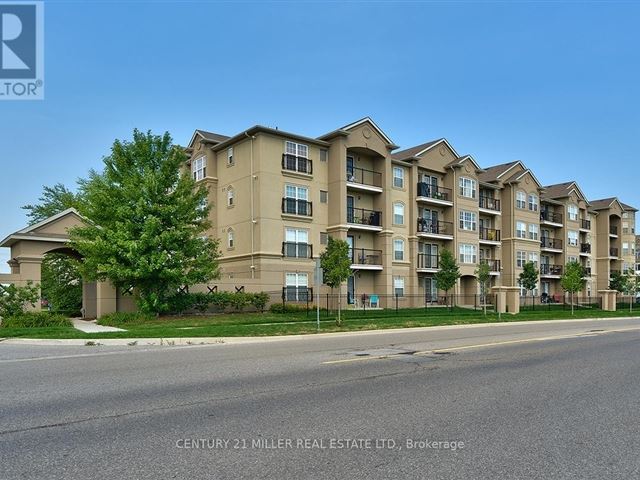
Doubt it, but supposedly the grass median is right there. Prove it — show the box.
[1,305,639,340]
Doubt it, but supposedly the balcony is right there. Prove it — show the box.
[282,198,312,217]
[541,237,563,251]
[282,242,312,259]
[479,196,501,214]
[416,219,454,239]
[416,183,453,206]
[346,167,383,193]
[417,253,439,272]
[609,225,618,236]
[540,264,563,277]
[282,153,312,175]
[350,248,383,270]
[479,227,501,244]
[540,210,563,226]
[610,247,619,258]
[481,259,501,274]
[584,267,592,276]
[580,243,591,255]
[580,218,591,230]
[347,207,382,231]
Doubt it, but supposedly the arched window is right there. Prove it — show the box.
[227,229,234,249]
[393,238,405,261]
[393,202,405,225]
[528,193,538,212]
[227,187,234,207]
[516,191,526,209]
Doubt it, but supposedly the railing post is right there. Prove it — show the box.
[282,287,286,312]
[395,293,399,314]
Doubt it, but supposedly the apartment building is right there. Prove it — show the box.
[620,203,637,275]
[182,117,637,303]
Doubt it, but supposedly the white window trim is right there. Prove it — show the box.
[516,191,526,209]
[459,210,477,231]
[393,202,405,225]
[394,239,405,261]
[459,177,477,199]
[393,166,405,189]
[459,244,477,264]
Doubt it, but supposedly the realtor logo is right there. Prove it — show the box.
[0,1,43,99]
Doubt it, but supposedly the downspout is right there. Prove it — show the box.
[245,132,256,279]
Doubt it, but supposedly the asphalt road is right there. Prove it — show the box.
[1,318,640,479]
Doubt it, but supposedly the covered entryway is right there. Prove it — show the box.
[0,208,134,318]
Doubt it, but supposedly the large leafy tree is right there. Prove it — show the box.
[70,129,220,314]
[22,184,84,315]
[434,249,460,304]
[609,271,627,293]
[560,261,587,315]
[319,237,352,326]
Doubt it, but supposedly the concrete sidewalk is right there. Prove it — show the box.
[71,319,126,333]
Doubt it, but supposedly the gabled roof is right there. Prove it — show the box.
[542,181,589,204]
[17,208,82,234]
[477,161,521,183]
[0,208,83,248]
[590,197,625,211]
[445,154,484,172]
[503,168,543,189]
[317,116,398,148]
[188,129,230,148]
[621,202,638,212]
[210,125,331,152]
[390,138,459,161]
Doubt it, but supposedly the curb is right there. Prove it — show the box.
[1,316,639,346]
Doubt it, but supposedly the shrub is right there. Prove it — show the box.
[1,312,71,328]
[98,311,154,326]
[250,292,269,312]
[190,292,211,314]
[269,303,311,314]
[0,282,40,318]
[165,291,271,314]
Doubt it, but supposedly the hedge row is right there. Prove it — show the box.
[0,312,72,328]
[167,291,270,314]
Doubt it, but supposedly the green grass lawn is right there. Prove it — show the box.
[1,306,638,339]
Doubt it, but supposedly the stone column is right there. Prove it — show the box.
[96,280,117,318]
[491,286,506,314]
[598,290,617,311]
[492,286,521,314]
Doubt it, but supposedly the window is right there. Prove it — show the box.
[528,193,538,212]
[227,229,234,249]
[623,222,629,234]
[623,242,630,255]
[517,251,526,268]
[459,210,477,231]
[528,223,539,240]
[516,191,526,209]
[528,252,538,267]
[284,228,309,258]
[191,156,206,181]
[568,255,578,263]
[394,277,405,297]
[285,272,309,301]
[393,167,405,188]
[227,187,234,207]
[459,177,476,198]
[568,230,578,246]
[394,239,405,261]
[285,141,308,159]
[320,191,328,203]
[623,212,629,219]
[459,244,477,264]
[320,149,328,162]
[393,203,405,225]
[567,204,578,221]
[320,232,328,245]
[516,221,527,239]
[227,147,234,166]
[284,184,310,215]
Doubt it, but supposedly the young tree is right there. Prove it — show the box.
[23,184,85,316]
[519,261,539,307]
[609,271,627,293]
[70,129,221,314]
[475,261,491,316]
[623,272,639,313]
[0,282,40,318]
[434,249,461,306]
[560,261,587,315]
[319,237,352,326]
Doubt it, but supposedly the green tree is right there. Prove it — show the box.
[319,237,352,326]
[519,261,539,306]
[22,183,83,225]
[434,249,461,305]
[22,183,85,316]
[623,272,639,313]
[0,282,40,318]
[475,261,491,316]
[609,271,627,293]
[70,129,221,314]
[560,261,587,315]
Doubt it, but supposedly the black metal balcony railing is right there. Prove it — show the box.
[416,183,452,202]
[541,264,563,275]
[479,227,501,242]
[541,237,563,249]
[346,167,382,188]
[350,248,382,266]
[282,286,312,302]
[347,207,382,227]
[481,259,501,272]
[282,242,312,259]
[479,196,501,212]
[417,253,439,269]
[610,225,618,235]
[540,210,563,224]
[610,247,619,257]
[281,198,312,216]
[282,153,312,174]
[580,243,591,254]
[581,218,591,230]
[417,219,454,236]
